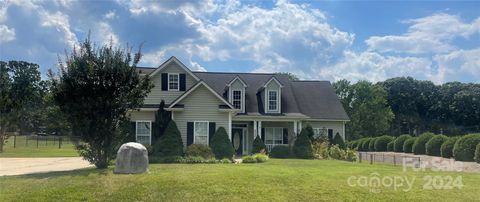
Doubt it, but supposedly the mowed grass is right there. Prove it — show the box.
[1,159,479,201]
[0,136,79,157]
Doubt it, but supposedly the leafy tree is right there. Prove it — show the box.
[52,37,153,168]
[0,61,13,152]
[275,72,299,81]
[210,127,234,159]
[293,128,313,159]
[152,120,184,157]
[152,100,171,143]
[252,135,266,154]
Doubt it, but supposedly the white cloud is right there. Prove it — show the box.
[94,22,119,46]
[366,13,480,54]
[39,11,78,49]
[0,24,15,43]
[104,10,117,20]
[433,48,480,83]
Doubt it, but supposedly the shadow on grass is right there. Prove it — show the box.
[13,167,112,179]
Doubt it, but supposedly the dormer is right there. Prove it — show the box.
[227,76,247,113]
[262,76,284,114]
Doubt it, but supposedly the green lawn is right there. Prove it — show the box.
[1,159,479,201]
[0,136,79,157]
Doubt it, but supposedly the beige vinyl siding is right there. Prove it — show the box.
[265,81,281,113]
[173,85,230,147]
[303,121,345,140]
[144,62,197,104]
[129,111,155,121]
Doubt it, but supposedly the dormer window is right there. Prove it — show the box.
[232,90,242,110]
[227,76,247,113]
[168,73,179,91]
[268,90,278,111]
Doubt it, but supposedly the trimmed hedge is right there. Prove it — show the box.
[333,133,345,149]
[440,136,460,158]
[242,154,269,163]
[425,135,448,156]
[475,143,480,164]
[186,144,214,159]
[368,138,377,152]
[152,121,184,157]
[270,145,290,158]
[403,137,416,153]
[374,136,395,152]
[387,141,394,152]
[252,135,266,154]
[394,134,412,152]
[413,132,435,155]
[361,138,372,151]
[210,127,235,159]
[293,128,313,159]
[453,134,480,162]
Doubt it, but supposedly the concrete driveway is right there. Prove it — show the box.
[0,157,93,176]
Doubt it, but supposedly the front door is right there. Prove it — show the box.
[232,128,243,155]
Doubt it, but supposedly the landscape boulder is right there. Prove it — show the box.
[114,142,149,174]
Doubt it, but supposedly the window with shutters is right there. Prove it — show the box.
[168,73,179,91]
[136,121,151,145]
[194,121,209,145]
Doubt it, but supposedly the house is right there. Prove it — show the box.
[131,56,349,155]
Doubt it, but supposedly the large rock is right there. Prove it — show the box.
[114,142,149,174]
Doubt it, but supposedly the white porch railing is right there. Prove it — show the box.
[266,144,288,152]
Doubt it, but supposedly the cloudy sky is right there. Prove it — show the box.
[0,0,479,83]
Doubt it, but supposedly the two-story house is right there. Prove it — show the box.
[131,56,349,155]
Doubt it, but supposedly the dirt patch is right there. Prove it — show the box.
[0,157,93,176]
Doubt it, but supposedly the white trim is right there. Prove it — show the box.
[193,121,209,145]
[135,120,152,145]
[230,89,244,113]
[227,76,247,87]
[266,89,279,113]
[167,81,235,109]
[253,120,257,138]
[171,111,174,120]
[305,118,350,122]
[263,76,284,88]
[228,112,232,140]
[149,56,200,81]
[257,121,262,139]
[167,73,179,91]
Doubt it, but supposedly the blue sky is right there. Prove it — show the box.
[0,0,479,83]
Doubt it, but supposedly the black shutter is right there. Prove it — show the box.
[328,129,333,142]
[161,73,168,91]
[283,128,288,144]
[187,122,194,146]
[208,122,216,144]
[261,128,265,141]
[179,74,186,91]
[129,122,136,142]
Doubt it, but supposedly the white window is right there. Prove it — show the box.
[232,90,242,110]
[136,121,151,145]
[168,73,179,91]
[313,127,327,139]
[194,121,209,145]
[264,127,284,145]
[268,90,278,111]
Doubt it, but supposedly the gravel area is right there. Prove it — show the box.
[0,157,93,176]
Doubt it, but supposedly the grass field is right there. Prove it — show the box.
[0,136,79,157]
[0,159,479,201]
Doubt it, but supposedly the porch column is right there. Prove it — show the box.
[298,121,302,132]
[258,121,262,138]
[293,120,297,136]
[253,120,257,138]
[228,112,232,140]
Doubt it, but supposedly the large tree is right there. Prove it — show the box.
[52,38,153,168]
[0,61,13,152]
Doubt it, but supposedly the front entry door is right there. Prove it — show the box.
[232,128,243,155]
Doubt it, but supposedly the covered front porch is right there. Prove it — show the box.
[230,119,304,155]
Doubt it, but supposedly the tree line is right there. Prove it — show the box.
[333,77,480,140]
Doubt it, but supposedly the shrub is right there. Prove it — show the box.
[394,134,412,152]
[253,153,269,163]
[152,121,184,157]
[403,137,416,153]
[453,134,480,162]
[327,145,346,160]
[305,125,315,142]
[344,148,358,162]
[374,136,394,152]
[361,138,371,151]
[210,127,234,159]
[149,156,231,164]
[186,144,214,159]
[293,128,313,159]
[252,135,266,154]
[368,138,377,151]
[412,132,435,155]
[425,135,448,156]
[332,133,345,149]
[441,136,460,158]
[242,155,257,163]
[475,143,480,164]
[312,141,329,159]
[270,145,290,158]
[387,141,394,152]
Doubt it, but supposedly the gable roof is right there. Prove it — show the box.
[227,75,248,87]
[167,80,235,110]
[149,56,200,81]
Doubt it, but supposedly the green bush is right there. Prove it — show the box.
[332,133,345,149]
[374,136,394,152]
[368,138,377,151]
[186,144,214,159]
[270,146,290,158]
[242,155,257,163]
[403,137,416,153]
[253,153,269,163]
[152,121,184,157]
[344,148,358,162]
[210,127,235,159]
[149,156,232,164]
[293,128,313,159]
[394,134,412,152]
[453,134,480,162]
[425,135,448,156]
[387,141,394,152]
[312,141,329,159]
[412,132,435,155]
[361,138,371,151]
[441,136,460,158]
[252,135,266,154]
[475,143,480,164]
[327,145,346,160]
